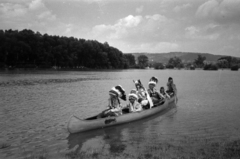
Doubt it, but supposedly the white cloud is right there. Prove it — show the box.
[91,14,172,41]
[136,5,143,13]
[92,15,143,39]
[118,15,142,28]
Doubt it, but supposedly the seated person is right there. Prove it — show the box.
[166,77,177,97]
[124,89,142,113]
[134,80,150,109]
[160,87,170,99]
[98,85,126,118]
[147,77,163,105]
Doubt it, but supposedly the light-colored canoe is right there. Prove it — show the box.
[67,95,176,134]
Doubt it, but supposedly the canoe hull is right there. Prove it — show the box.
[67,96,176,133]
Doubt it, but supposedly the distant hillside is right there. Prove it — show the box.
[127,52,226,64]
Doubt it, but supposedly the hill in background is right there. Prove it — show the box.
[128,52,226,64]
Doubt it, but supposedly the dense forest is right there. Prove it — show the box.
[0,29,136,69]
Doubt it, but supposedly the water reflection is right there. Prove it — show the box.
[67,103,177,156]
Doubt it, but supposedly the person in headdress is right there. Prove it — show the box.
[134,80,151,109]
[125,89,142,113]
[98,85,126,118]
[147,77,162,105]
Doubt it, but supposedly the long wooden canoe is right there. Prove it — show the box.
[67,95,176,133]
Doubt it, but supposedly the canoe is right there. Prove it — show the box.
[67,95,176,133]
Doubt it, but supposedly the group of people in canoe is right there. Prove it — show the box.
[98,77,177,118]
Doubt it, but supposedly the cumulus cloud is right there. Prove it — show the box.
[92,14,171,41]
[92,15,143,39]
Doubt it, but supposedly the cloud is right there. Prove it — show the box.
[29,0,44,10]
[91,14,172,41]
[0,3,28,18]
[196,0,240,24]
[92,15,143,39]
[173,3,191,12]
[136,5,143,13]
[38,11,56,21]
[0,0,57,30]
[185,25,220,40]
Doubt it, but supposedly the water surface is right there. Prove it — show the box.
[0,69,240,158]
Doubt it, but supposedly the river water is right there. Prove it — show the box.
[0,69,240,158]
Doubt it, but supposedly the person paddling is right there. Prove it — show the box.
[98,85,126,118]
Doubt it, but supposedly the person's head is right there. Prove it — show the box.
[148,76,158,89]
[109,85,126,101]
[128,89,138,103]
[148,83,155,90]
[134,80,142,90]
[168,77,173,83]
[109,89,118,99]
[160,87,165,93]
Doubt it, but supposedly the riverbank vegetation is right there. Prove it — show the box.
[152,54,240,71]
[0,29,137,70]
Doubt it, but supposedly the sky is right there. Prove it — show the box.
[0,0,240,57]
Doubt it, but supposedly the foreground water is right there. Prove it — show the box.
[0,69,240,158]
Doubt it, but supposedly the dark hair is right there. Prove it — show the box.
[168,77,173,81]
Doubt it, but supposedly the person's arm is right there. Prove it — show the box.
[107,98,112,109]
[159,92,165,99]
[166,93,170,98]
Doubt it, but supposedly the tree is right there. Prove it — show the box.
[124,54,136,67]
[194,55,206,68]
[153,63,164,69]
[0,29,128,69]
[167,56,183,69]
[138,55,148,68]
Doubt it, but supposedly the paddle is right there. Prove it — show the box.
[133,79,153,108]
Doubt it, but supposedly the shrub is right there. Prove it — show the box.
[203,63,218,70]
[231,65,239,71]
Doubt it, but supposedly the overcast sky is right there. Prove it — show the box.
[0,0,240,56]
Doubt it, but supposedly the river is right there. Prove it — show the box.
[0,69,240,158]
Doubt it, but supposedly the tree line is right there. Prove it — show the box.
[153,55,240,70]
[0,29,136,69]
